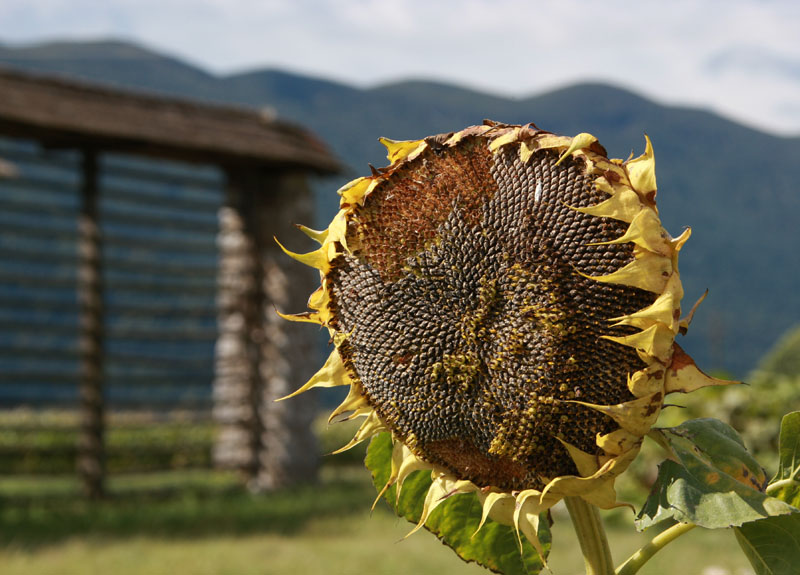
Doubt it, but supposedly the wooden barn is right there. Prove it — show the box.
[0,68,340,497]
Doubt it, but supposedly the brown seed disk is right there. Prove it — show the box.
[328,134,655,490]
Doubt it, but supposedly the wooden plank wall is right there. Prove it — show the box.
[0,136,223,489]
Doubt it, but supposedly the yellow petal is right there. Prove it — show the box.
[534,134,573,151]
[308,286,329,313]
[581,251,672,294]
[664,345,741,394]
[556,438,600,476]
[274,237,328,271]
[379,137,426,164]
[407,474,475,537]
[596,428,641,457]
[276,348,350,401]
[488,127,522,152]
[326,210,349,252]
[394,444,433,502]
[295,224,328,245]
[443,124,494,146]
[519,140,537,163]
[518,133,572,163]
[678,289,708,335]
[275,309,323,325]
[512,491,548,560]
[627,366,666,397]
[372,440,404,510]
[671,227,692,253]
[573,188,643,223]
[474,492,514,536]
[610,290,678,332]
[578,479,632,510]
[555,132,598,166]
[626,135,657,199]
[328,381,370,424]
[541,446,640,509]
[590,208,671,256]
[602,323,675,363]
[338,176,378,207]
[332,410,387,454]
[572,391,663,437]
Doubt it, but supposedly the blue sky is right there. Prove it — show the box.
[2,0,799,135]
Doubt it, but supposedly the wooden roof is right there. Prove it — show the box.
[0,67,340,173]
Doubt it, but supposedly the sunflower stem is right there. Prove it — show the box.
[615,522,696,575]
[564,496,614,575]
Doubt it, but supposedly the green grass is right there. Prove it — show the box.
[0,408,216,474]
[0,465,753,575]
[0,411,753,574]
[0,467,372,547]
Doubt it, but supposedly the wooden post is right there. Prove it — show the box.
[77,148,105,499]
[251,170,319,491]
[212,167,319,490]
[212,172,263,481]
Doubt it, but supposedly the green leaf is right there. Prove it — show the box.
[769,411,800,507]
[637,418,797,530]
[734,515,800,575]
[365,433,550,575]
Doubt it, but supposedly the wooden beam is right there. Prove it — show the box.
[76,148,106,500]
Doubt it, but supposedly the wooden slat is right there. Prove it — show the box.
[100,184,221,213]
[103,300,214,317]
[0,269,76,288]
[0,372,79,383]
[103,162,222,189]
[0,197,78,218]
[0,220,78,242]
[100,207,218,233]
[107,326,217,341]
[104,374,212,386]
[0,319,78,335]
[0,174,81,196]
[104,257,218,277]
[102,196,219,223]
[104,230,215,253]
[0,345,79,359]
[0,245,76,264]
[104,277,215,294]
[0,138,80,169]
[106,352,213,369]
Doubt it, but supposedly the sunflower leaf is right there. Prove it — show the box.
[637,418,798,530]
[768,411,800,508]
[366,433,550,575]
[734,515,800,575]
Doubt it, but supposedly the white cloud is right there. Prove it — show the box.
[2,0,799,134]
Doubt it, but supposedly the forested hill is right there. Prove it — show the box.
[2,39,799,377]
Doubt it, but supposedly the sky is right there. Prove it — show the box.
[2,0,800,136]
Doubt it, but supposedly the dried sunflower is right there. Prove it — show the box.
[277,121,730,556]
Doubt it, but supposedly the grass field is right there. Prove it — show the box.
[0,465,753,575]
[0,411,755,574]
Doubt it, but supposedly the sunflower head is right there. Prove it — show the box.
[278,121,733,552]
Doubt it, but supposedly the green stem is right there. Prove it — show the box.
[564,496,615,575]
[615,522,696,575]
[766,478,799,495]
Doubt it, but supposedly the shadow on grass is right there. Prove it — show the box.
[0,467,377,549]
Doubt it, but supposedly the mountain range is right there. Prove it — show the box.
[1,39,799,377]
